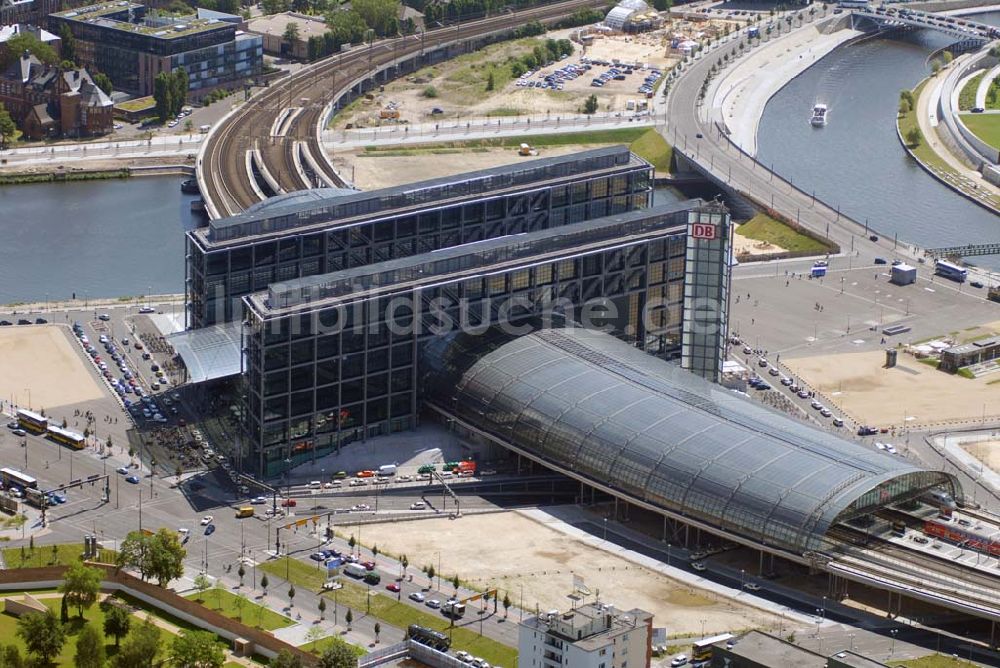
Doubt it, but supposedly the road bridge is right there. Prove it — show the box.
[850,6,998,47]
[198,0,610,219]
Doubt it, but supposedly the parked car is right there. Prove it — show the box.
[386,583,401,592]
[409,592,426,602]
[204,524,216,535]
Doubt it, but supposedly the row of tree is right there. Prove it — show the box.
[153,69,190,123]
[508,37,574,79]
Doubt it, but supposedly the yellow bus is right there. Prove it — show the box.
[236,506,254,518]
[46,426,85,450]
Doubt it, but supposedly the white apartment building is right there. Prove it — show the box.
[517,603,652,668]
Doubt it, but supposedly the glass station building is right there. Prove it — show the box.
[239,200,731,476]
[185,147,653,328]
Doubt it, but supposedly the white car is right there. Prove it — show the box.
[410,501,426,510]
[670,656,689,667]
[139,306,156,314]
[200,515,214,525]
[409,592,426,603]
[178,527,189,535]
[691,562,707,572]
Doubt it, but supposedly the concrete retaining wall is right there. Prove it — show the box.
[956,113,1000,164]
[0,565,317,666]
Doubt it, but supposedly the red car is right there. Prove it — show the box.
[281,499,297,507]
[386,583,400,592]
[362,561,376,571]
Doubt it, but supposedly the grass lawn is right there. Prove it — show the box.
[958,112,1000,150]
[3,544,117,569]
[115,96,154,112]
[360,127,650,156]
[736,212,830,253]
[186,588,293,631]
[301,635,368,656]
[897,80,953,173]
[888,654,979,667]
[629,128,673,173]
[264,558,516,666]
[958,72,984,111]
[324,581,517,667]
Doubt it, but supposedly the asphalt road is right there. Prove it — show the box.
[662,15,933,266]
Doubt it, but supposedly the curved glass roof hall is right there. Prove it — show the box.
[424,326,960,555]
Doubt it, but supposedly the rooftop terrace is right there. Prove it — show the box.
[54,2,233,39]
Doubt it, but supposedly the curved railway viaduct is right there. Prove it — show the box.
[197,0,609,219]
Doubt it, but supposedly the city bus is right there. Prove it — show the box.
[935,260,968,283]
[46,426,85,450]
[692,633,735,662]
[16,409,48,434]
[0,467,37,492]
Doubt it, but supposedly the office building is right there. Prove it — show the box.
[517,603,652,668]
[185,146,654,327]
[49,2,261,98]
[238,200,730,476]
[707,631,889,667]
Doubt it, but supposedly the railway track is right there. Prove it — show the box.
[200,0,609,219]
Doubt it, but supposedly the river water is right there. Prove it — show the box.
[757,13,1000,270]
[0,177,200,303]
[4,19,1000,302]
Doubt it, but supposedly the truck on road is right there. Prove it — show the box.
[344,562,368,578]
[378,464,397,477]
[442,600,466,619]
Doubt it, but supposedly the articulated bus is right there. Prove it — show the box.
[935,260,968,283]
[0,467,37,492]
[692,634,735,662]
[16,409,48,434]
[46,426,85,450]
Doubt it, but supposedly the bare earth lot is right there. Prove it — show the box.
[363,511,780,636]
[0,325,104,413]
[334,28,678,130]
[338,146,585,190]
[961,439,1000,471]
[783,350,1000,428]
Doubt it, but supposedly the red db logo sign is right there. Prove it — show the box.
[691,223,716,240]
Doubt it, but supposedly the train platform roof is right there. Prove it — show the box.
[424,326,959,555]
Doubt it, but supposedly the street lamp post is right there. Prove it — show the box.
[889,629,898,657]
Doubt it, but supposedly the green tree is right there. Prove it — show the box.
[583,94,598,115]
[60,594,70,624]
[652,0,670,10]
[943,50,954,64]
[237,562,246,587]
[326,9,367,46]
[284,22,300,45]
[74,624,105,668]
[288,584,296,606]
[153,71,174,123]
[261,573,269,595]
[451,573,460,592]
[112,619,160,668]
[103,604,131,648]
[261,0,289,13]
[374,622,381,643]
[0,32,58,68]
[194,572,212,600]
[272,650,304,668]
[0,103,15,150]
[170,630,224,668]
[317,637,357,668]
[59,24,77,65]
[898,99,910,115]
[93,73,113,95]
[426,564,435,587]
[148,528,186,586]
[503,592,511,618]
[931,60,941,76]
[906,127,922,147]
[351,0,399,36]
[171,68,188,116]
[0,644,23,668]
[348,535,356,550]
[16,611,65,666]
[318,596,326,620]
[485,69,495,92]
[344,609,353,630]
[61,562,102,617]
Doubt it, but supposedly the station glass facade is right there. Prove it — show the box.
[240,202,729,477]
[186,147,653,327]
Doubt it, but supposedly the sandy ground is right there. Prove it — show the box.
[338,146,586,190]
[732,225,788,256]
[361,511,780,636]
[782,349,1000,427]
[0,325,105,413]
[961,440,1000,471]
[335,28,683,129]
